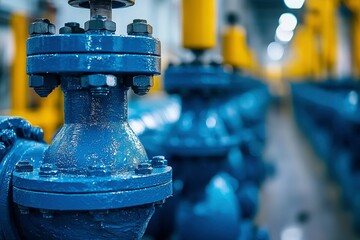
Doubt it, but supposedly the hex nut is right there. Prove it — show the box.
[59,22,85,34]
[29,19,56,36]
[132,75,154,87]
[29,75,58,88]
[89,210,109,221]
[135,163,153,175]
[151,156,168,168]
[18,205,30,215]
[30,127,44,142]
[15,160,34,173]
[126,75,154,95]
[87,164,111,177]
[81,74,117,88]
[39,163,58,177]
[127,19,153,36]
[29,75,59,97]
[40,209,54,219]
[19,120,32,138]
[85,19,116,32]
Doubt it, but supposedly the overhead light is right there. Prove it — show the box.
[284,0,305,9]
[267,42,284,61]
[276,26,294,43]
[279,13,297,31]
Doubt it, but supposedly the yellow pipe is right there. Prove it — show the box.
[222,25,249,69]
[10,13,28,113]
[306,0,339,78]
[320,0,339,78]
[283,25,321,81]
[182,0,216,50]
[344,0,360,78]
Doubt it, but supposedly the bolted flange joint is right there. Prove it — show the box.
[59,22,85,34]
[81,74,118,96]
[127,19,153,36]
[29,75,59,98]
[135,162,153,175]
[29,19,56,36]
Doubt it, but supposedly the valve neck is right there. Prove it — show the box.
[62,78,127,124]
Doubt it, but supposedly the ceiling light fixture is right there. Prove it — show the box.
[267,42,284,61]
[284,0,305,9]
[279,13,297,31]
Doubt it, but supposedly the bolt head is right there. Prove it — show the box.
[81,74,117,96]
[29,75,59,97]
[29,19,56,36]
[85,19,116,32]
[89,210,109,221]
[65,22,80,28]
[15,160,34,173]
[151,156,168,168]
[87,164,111,177]
[127,19,153,36]
[135,163,153,175]
[18,205,30,215]
[40,209,54,219]
[19,120,32,138]
[81,74,117,88]
[127,75,154,95]
[39,163,58,177]
[30,127,44,142]
[59,22,85,34]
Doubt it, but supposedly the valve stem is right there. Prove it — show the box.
[90,0,112,20]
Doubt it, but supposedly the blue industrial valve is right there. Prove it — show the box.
[144,60,267,240]
[0,0,172,239]
[229,72,270,186]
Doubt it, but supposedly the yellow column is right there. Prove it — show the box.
[182,0,216,50]
[222,25,250,69]
[319,0,339,78]
[10,13,28,115]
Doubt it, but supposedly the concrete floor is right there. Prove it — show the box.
[257,103,359,240]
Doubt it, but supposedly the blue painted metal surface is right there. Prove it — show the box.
[0,3,172,239]
[291,80,360,229]
[229,72,270,186]
[140,62,269,240]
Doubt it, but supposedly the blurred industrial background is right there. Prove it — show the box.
[0,0,360,240]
